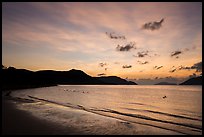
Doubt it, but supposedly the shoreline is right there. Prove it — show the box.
[2,89,198,135]
[2,98,84,135]
[2,97,185,135]
[2,84,58,92]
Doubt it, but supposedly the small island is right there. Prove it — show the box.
[154,82,177,85]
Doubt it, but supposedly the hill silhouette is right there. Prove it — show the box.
[2,67,137,91]
[179,76,202,85]
[154,82,177,85]
[95,76,137,85]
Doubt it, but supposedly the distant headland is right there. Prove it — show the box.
[154,82,177,85]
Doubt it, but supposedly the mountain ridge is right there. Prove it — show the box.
[179,76,202,85]
[95,76,137,85]
[2,67,137,91]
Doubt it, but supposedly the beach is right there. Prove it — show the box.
[2,91,188,135]
[2,85,202,135]
[2,98,82,135]
[2,2,202,135]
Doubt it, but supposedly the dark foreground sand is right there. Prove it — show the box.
[2,99,84,135]
[2,95,185,135]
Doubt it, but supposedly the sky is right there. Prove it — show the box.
[2,2,202,84]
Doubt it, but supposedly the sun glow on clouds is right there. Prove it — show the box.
[2,2,202,84]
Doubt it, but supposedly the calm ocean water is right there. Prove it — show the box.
[11,85,202,135]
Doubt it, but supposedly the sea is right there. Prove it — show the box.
[10,85,202,135]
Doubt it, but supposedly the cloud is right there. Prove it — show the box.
[165,76,173,79]
[2,3,201,75]
[170,50,182,57]
[137,61,149,65]
[189,73,196,78]
[105,32,126,40]
[97,73,106,76]
[142,18,164,31]
[192,61,202,72]
[157,66,163,69]
[122,65,132,68]
[178,61,202,72]
[133,50,149,58]
[153,66,158,69]
[169,68,177,73]
[153,66,163,70]
[168,62,202,74]
[178,65,192,71]
[133,51,160,58]
[171,46,196,58]
[99,62,107,67]
[116,42,136,52]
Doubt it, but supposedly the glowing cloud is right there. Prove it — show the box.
[133,50,149,58]
[122,65,132,68]
[169,68,177,73]
[178,61,202,72]
[98,73,106,76]
[171,50,182,57]
[153,66,163,70]
[99,63,107,67]
[116,42,136,52]
[138,61,149,65]
[105,32,126,40]
[142,18,164,31]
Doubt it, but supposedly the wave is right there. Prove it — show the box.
[128,102,158,108]
[123,108,202,121]
[174,108,202,118]
[90,108,202,130]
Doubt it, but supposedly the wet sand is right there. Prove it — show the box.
[2,99,83,135]
[2,95,185,135]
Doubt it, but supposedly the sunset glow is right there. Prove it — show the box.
[2,2,202,84]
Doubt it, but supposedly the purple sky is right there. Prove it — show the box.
[2,2,202,84]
